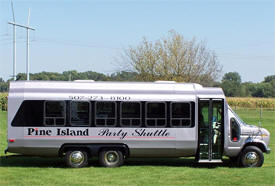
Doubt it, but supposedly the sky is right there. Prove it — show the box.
[0,0,274,82]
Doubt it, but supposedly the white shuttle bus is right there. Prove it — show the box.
[5,81,270,168]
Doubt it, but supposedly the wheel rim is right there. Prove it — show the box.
[69,151,85,167]
[243,152,259,167]
[104,151,119,165]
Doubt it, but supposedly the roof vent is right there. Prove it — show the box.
[154,81,176,83]
[74,80,95,82]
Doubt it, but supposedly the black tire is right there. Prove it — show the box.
[66,150,89,168]
[99,149,124,167]
[238,146,264,167]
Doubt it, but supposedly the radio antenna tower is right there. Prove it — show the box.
[8,1,35,81]
[8,0,16,80]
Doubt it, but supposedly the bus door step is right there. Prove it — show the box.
[198,159,223,163]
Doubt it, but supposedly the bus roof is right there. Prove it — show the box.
[9,81,225,100]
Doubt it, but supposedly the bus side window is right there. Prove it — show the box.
[146,102,167,127]
[120,102,141,127]
[230,118,240,142]
[44,101,66,126]
[95,102,116,127]
[70,101,90,126]
[170,102,191,127]
[12,100,44,127]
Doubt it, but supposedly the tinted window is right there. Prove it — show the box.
[96,102,116,126]
[44,101,65,126]
[121,102,140,118]
[121,102,141,127]
[45,101,65,117]
[70,101,90,126]
[231,118,240,141]
[96,102,115,118]
[147,103,166,118]
[146,102,166,127]
[12,100,195,128]
[11,100,44,126]
[171,102,191,127]
[171,103,190,118]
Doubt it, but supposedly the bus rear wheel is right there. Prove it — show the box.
[66,150,89,168]
[239,146,264,167]
[99,149,124,167]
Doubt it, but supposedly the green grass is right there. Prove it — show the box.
[0,110,274,186]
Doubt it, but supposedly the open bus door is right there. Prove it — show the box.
[198,99,224,163]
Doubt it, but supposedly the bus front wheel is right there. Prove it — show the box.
[239,146,264,167]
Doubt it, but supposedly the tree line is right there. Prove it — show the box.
[0,70,138,92]
[0,71,274,97]
[219,73,275,98]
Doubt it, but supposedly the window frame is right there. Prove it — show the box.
[145,101,167,127]
[120,101,142,127]
[95,101,117,127]
[70,101,91,126]
[170,102,192,128]
[230,117,241,142]
[44,101,66,126]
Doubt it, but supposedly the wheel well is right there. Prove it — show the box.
[59,146,90,157]
[99,147,129,157]
[243,142,266,153]
[59,144,130,158]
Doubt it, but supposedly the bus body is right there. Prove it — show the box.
[6,81,271,167]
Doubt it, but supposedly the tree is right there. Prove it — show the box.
[221,72,242,97]
[0,81,8,92]
[222,72,241,84]
[240,82,253,97]
[263,75,275,83]
[249,83,273,97]
[110,71,138,81]
[0,77,8,92]
[263,75,275,97]
[120,30,222,85]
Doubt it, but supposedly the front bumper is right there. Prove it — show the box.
[266,148,271,154]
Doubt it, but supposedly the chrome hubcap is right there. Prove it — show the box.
[70,151,85,166]
[105,151,119,164]
[244,152,259,166]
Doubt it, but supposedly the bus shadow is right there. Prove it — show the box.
[0,155,66,168]
[0,155,239,168]
[124,158,238,168]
